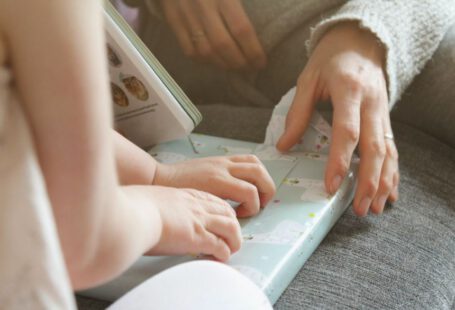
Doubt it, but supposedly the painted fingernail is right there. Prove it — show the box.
[331,175,343,193]
[358,197,372,217]
[377,195,388,211]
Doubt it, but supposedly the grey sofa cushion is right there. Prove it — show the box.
[77,104,454,309]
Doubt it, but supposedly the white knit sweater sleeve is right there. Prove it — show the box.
[307,0,455,107]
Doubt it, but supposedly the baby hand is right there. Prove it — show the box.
[154,155,276,218]
[145,186,242,262]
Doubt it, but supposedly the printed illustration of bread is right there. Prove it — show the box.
[122,75,149,101]
[107,44,122,67]
[111,82,129,107]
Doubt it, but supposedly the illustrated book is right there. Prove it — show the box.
[105,2,201,148]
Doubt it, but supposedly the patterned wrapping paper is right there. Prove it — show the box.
[81,88,358,304]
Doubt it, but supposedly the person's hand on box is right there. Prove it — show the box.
[277,22,399,216]
[154,155,276,218]
[145,186,242,262]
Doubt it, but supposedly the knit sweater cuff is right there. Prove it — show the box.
[307,5,398,108]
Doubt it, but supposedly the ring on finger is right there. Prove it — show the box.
[384,133,394,140]
[191,30,206,42]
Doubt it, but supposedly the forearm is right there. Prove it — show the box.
[1,0,162,289]
[70,186,162,290]
[114,130,158,185]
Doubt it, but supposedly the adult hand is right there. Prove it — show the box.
[277,22,399,216]
[154,155,276,218]
[145,186,242,262]
[160,0,266,69]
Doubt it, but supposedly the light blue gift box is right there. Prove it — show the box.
[82,133,357,304]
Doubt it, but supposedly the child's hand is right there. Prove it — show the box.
[153,155,276,218]
[145,186,242,262]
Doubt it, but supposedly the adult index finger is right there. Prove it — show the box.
[324,81,361,194]
[276,71,317,152]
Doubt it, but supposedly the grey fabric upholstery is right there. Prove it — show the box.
[76,296,110,310]
[197,104,455,310]
[77,103,455,309]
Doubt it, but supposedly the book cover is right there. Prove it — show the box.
[81,88,358,304]
[104,3,202,148]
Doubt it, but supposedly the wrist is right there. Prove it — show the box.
[326,21,386,68]
[153,162,176,186]
[69,186,163,289]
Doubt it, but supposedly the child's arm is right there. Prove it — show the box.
[113,131,276,217]
[0,0,240,289]
[113,130,158,185]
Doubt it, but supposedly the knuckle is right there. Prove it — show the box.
[297,71,312,87]
[249,165,264,180]
[339,71,363,93]
[226,219,240,234]
[366,139,386,157]
[206,168,221,181]
[226,206,237,218]
[363,178,379,197]
[218,245,230,261]
[198,45,214,58]
[331,157,350,174]
[192,207,204,218]
[393,172,400,187]
[245,154,260,163]
[386,143,399,160]
[212,39,230,52]
[185,188,200,200]
[183,48,197,58]
[192,222,205,238]
[188,188,206,199]
[361,79,378,95]
[244,184,258,200]
[203,237,217,253]
[231,23,251,38]
[231,243,241,254]
[241,184,259,204]
[216,156,230,164]
[378,177,393,192]
[231,237,241,253]
[341,123,360,143]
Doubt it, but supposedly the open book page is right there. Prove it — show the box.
[80,87,358,304]
[104,4,201,148]
[107,261,272,310]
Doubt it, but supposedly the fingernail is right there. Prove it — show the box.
[331,175,343,193]
[377,195,388,210]
[358,197,371,217]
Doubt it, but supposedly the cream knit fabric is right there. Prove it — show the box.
[306,0,455,106]
[130,0,455,107]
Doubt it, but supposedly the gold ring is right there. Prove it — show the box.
[384,133,394,140]
[191,30,206,42]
